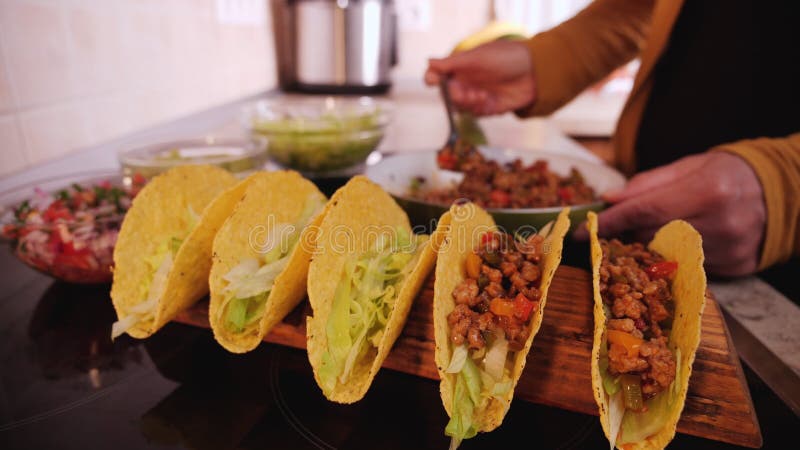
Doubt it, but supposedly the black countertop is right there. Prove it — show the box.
[1,245,798,450]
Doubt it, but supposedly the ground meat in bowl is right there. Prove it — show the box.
[417,146,598,209]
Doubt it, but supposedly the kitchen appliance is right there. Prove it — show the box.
[271,0,398,94]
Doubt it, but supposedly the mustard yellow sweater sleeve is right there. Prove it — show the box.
[714,133,800,269]
[518,0,656,116]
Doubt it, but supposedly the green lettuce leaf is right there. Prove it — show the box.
[618,349,682,444]
[445,371,478,443]
[318,228,423,394]
[220,194,324,334]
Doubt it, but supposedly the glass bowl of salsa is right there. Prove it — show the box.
[0,171,146,284]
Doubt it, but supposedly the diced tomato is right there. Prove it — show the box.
[489,298,516,317]
[42,201,72,222]
[61,240,85,256]
[436,151,458,170]
[646,261,678,279]
[132,173,146,186]
[557,187,573,203]
[480,232,494,244]
[2,224,18,239]
[465,252,482,279]
[513,293,536,321]
[54,252,93,270]
[607,329,643,357]
[526,160,548,172]
[489,190,511,207]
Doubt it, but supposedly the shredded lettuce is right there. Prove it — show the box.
[616,348,683,445]
[168,236,182,254]
[219,194,325,334]
[461,357,482,406]
[491,379,513,399]
[224,291,269,332]
[111,247,174,339]
[618,383,674,444]
[111,205,201,339]
[446,345,469,373]
[599,331,621,396]
[445,371,478,446]
[318,228,423,395]
[445,321,515,446]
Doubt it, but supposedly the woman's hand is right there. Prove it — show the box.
[574,152,766,277]
[424,40,537,116]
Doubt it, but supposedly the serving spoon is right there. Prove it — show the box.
[439,77,460,153]
[437,77,482,175]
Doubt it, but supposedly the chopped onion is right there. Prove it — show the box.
[470,346,486,360]
[482,333,508,381]
[446,345,469,373]
[110,252,172,340]
[222,258,259,282]
[111,314,138,340]
[129,297,158,315]
[607,390,625,450]
[224,256,289,298]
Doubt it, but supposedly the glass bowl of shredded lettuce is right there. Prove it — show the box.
[119,137,268,185]
[243,96,391,176]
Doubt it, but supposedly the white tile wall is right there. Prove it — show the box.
[0,115,27,175]
[0,0,275,178]
[0,0,501,178]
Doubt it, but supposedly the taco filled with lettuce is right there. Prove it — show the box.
[111,165,245,339]
[433,203,570,448]
[306,176,439,403]
[587,212,707,450]
[209,170,327,353]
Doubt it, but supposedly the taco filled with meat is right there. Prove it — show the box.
[209,170,327,353]
[433,202,570,447]
[306,176,439,403]
[587,212,707,449]
[111,165,245,339]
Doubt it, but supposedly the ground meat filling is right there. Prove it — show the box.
[600,239,677,400]
[447,232,543,352]
[419,146,597,209]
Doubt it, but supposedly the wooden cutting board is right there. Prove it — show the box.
[174,265,762,448]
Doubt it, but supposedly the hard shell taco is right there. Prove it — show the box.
[111,165,244,339]
[432,202,570,447]
[587,211,707,449]
[209,170,327,353]
[306,176,438,403]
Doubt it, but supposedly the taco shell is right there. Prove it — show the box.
[111,165,242,338]
[433,203,571,433]
[209,170,327,353]
[588,212,707,449]
[306,176,439,403]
